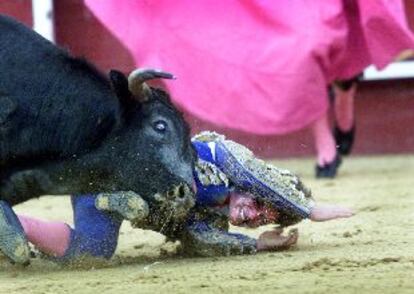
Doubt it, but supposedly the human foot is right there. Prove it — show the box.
[334,125,355,155]
[315,154,342,179]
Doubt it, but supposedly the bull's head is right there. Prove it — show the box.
[109,69,196,235]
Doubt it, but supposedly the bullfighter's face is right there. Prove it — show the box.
[229,193,279,228]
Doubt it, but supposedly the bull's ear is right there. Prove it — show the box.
[109,70,137,110]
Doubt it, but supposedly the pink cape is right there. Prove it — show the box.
[85,0,414,135]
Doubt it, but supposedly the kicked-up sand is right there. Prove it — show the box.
[0,154,413,293]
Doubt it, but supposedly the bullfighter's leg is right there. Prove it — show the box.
[17,195,124,262]
[7,193,151,262]
[333,76,359,156]
[0,200,30,265]
[19,215,71,257]
[311,114,342,178]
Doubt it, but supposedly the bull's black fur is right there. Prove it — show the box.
[0,15,196,208]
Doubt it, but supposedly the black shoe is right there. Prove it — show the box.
[334,125,355,156]
[0,200,31,265]
[315,154,342,179]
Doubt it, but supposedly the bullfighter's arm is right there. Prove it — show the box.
[180,218,299,257]
[181,219,258,256]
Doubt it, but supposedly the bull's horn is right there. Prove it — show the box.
[128,68,175,100]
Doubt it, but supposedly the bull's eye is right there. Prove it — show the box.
[153,120,167,133]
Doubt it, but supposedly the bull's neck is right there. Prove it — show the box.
[44,130,131,195]
[44,151,117,195]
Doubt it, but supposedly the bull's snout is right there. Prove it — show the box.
[133,183,196,236]
[172,161,195,191]
[165,183,195,215]
[152,182,195,215]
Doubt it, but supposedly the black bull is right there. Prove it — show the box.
[0,15,196,221]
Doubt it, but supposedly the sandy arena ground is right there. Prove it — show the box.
[0,154,413,293]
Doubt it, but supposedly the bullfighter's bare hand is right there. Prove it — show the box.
[256,227,298,251]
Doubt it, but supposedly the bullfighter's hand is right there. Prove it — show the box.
[309,203,354,222]
[256,227,298,251]
[95,191,149,221]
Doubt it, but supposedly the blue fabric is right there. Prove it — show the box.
[192,141,214,162]
[61,195,122,260]
[209,139,311,218]
[194,173,230,207]
[192,140,232,207]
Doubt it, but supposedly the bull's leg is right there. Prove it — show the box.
[0,169,52,264]
[0,169,52,204]
[180,219,257,257]
[0,200,30,265]
[95,191,149,221]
